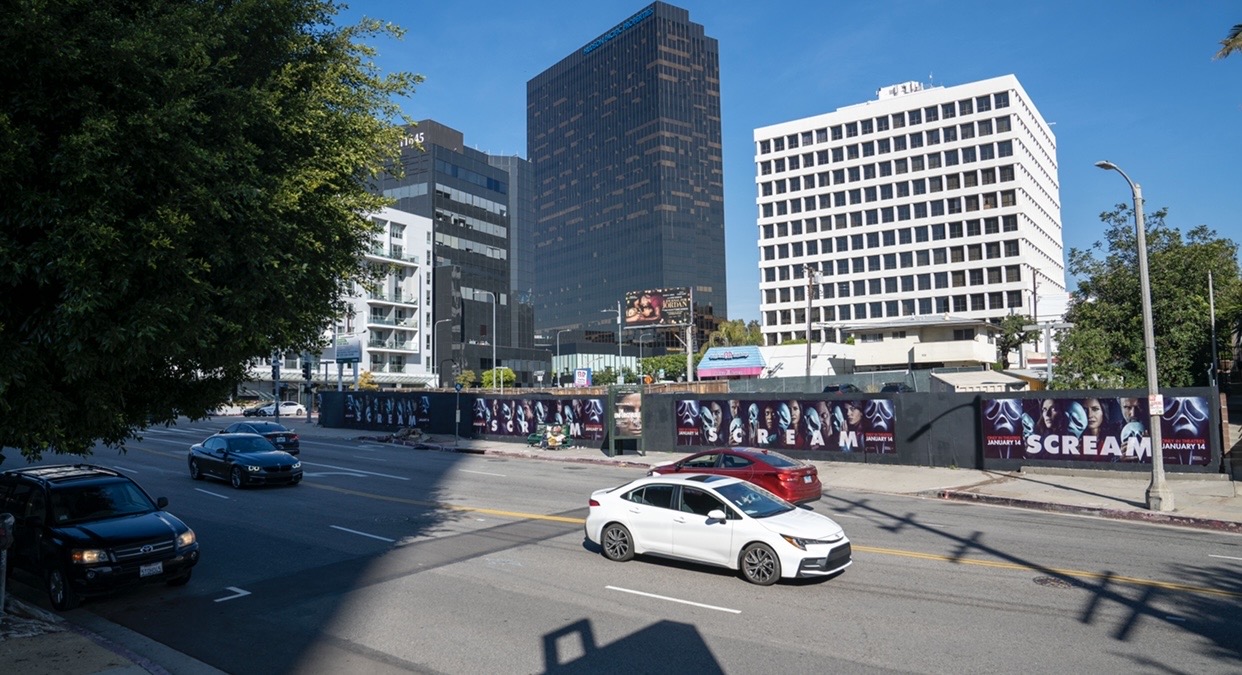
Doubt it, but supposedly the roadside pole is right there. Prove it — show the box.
[272,352,281,424]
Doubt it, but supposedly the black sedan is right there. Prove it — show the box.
[220,420,300,455]
[188,433,302,489]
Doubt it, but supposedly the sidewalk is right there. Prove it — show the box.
[3,423,1238,674]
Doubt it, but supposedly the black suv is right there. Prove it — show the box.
[822,383,862,394]
[0,464,200,610]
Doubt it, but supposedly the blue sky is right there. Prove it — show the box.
[337,1,1240,323]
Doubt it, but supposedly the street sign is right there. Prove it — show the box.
[335,334,362,364]
[454,382,463,392]
[1148,394,1165,416]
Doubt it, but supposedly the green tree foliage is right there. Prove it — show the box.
[592,367,618,386]
[643,354,697,381]
[1215,23,1242,59]
[1053,205,1241,390]
[357,371,381,391]
[0,1,421,459]
[702,319,764,354]
[480,367,515,389]
[455,370,478,388]
[993,314,1039,370]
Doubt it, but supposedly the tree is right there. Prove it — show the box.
[1053,204,1241,390]
[592,367,618,386]
[702,319,764,353]
[1215,23,1242,59]
[0,2,420,460]
[480,367,515,389]
[643,354,697,381]
[455,370,477,389]
[993,315,1039,370]
[357,371,381,391]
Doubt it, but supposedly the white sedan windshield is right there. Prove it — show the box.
[714,482,793,518]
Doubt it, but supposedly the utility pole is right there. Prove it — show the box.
[803,264,817,378]
[1023,320,1072,384]
[1209,270,1219,388]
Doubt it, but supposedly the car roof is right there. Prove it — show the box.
[1,464,128,487]
[636,473,743,488]
[244,421,289,431]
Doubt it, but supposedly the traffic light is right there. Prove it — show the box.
[302,360,312,381]
[271,363,280,381]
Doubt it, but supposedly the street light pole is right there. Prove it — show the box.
[433,318,452,387]
[803,264,818,378]
[555,328,571,387]
[1095,160,1173,512]
[480,290,498,394]
[601,302,624,384]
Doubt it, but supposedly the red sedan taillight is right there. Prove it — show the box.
[589,498,600,507]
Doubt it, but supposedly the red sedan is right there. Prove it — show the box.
[647,447,822,505]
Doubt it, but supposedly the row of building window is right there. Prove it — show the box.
[762,164,1014,198]
[762,188,1018,224]
[766,290,1025,326]
[762,214,1019,243]
[759,154,1015,220]
[760,238,1023,281]
[758,91,1012,155]
[765,264,1026,303]
[759,116,1013,175]
[766,188,1018,216]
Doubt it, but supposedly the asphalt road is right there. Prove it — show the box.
[8,422,1242,673]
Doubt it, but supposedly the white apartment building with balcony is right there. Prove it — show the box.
[338,207,436,387]
[754,75,1066,370]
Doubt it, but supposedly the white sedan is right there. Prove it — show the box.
[585,473,851,585]
[258,400,306,416]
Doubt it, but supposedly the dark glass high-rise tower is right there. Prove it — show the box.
[527,2,726,335]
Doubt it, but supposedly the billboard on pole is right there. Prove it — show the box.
[623,287,691,328]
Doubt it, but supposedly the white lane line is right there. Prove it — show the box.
[330,525,395,542]
[605,586,741,614]
[300,461,409,480]
[351,455,390,462]
[214,587,251,603]
[1208,554,1242,562]
[195,488,230,499]
[460,469,506,477]
[111,465,138,474]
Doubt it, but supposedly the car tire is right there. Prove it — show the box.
[166,570,192,587]
[47,567,79,611]
[740,543,781,586]
[189,459,204,481]
[230,466,246,489]
[601,523,635,562]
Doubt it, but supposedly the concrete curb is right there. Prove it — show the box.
[935,489,1242,534]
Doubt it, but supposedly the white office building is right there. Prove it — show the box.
[754,75,1066,370]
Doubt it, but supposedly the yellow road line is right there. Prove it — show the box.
[163,453,1236,601]
[307,483,584,524]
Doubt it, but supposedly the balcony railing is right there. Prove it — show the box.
[368,339,418,352]
[367,246,420,264]
[367,291,418,306]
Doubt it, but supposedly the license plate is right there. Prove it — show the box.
[803,475,812,483]
[276,436,287,443]
[140,561,163,578]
